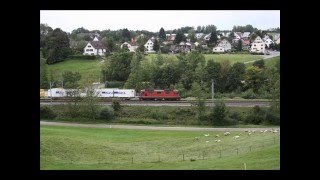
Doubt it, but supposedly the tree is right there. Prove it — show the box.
[43,28,71,64]
[250,33,258,42]
[40,24,53,49]
[188,30,196,43]
[121,28,131,42]
[102,51,132,81]
[226,62,246,92]
[244,66,266,93]
[191,82,207,123]
[136,44,145,53]
[204,25,217,34]
[236,39,242,51]
[40,52,49,89]
[210,101,227,126]
[159,27,166,42]
[70,40,87,55]
[253,59,265,69]
[62,71,82,88]
[174,31,186,44]
[196,26,202,33]
[208,31,218,46]
[153,39,160,52]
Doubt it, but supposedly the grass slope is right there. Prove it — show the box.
[47,59,102,85]
[40,125,280,170]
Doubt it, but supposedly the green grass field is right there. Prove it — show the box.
[246,56,280,68]
[40,125,280,170]
[47,59,102,85]
[147,54,263,64]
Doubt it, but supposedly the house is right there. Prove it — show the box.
[263,38,274,48]
[275,37,280,44]
[212,46,225,53]
[203,34,211,41]
[234,32,242,40]
[195,33,204,39]
[242,32,251,40]
[194,42,200,46]
[241,39,251,50]
[144,38,155,53]
[83,36,107,56]
[166,34,176,42]
[212,39,232,53]
[121,41,139,52]
[250,36,265,53]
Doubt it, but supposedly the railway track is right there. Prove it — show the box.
[40,99,273,107]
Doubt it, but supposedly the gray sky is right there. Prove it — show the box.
[40,10,280,33]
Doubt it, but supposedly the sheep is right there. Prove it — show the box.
[248,133,252,135]
[215,134,220,138]
[273,130,278,133]
[260,130,264,133]
[204,134,210,137]
[252,130,256,133]
[215,139,221,142]
[233,135,240,139]
[224,132,231,136]
[194,137,200,140]
[206,141,209,143]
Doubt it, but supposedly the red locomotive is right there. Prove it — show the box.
[139,89,181,101]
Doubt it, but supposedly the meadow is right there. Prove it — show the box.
[40,125,280,170]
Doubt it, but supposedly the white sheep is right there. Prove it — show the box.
[206,141,209,143]
[252,130,256,133]
[233,135,240,139]
[260,130,264,133]
[204,134,210,137]
[248,133,252,135]
[215,139,221,142]
[264,130,268,133]
[273,130,278,133]
[194,137,199,140]
[215,134,220,138]
[224,132,231,136]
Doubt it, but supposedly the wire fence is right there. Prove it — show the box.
[41,134,280,169]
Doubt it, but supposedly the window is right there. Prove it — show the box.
[261,48,263,49]
[254,44,256,46]
[220,49,222,50]
[157,92,161,94]
[88,45,91,48]
[91,53,94,55]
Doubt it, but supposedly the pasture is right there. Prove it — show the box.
[146,53,263,64]
[40,125,280,170]
[47,59,102,85]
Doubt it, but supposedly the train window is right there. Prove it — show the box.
[102,92,106,94]
[165,91,170,94]
[157,92,161,94]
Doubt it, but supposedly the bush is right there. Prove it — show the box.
[112,99,121,111]
[151,110,168,120]
[210,101,228,126]
[264,112,280,125]
[69,55,96,60]
[99,106,114,120]
[244,105,265,125]
[40,106,56,119]
[105,81,125,88]
[242,89,257,99]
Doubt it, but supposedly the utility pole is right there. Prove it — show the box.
[211,79,214,106]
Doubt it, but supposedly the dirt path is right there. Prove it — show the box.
[40,121,279,132]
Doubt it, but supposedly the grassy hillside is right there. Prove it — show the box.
[47,59,102,85]
[147,54,263,64]
[246,56,280,68]
[40,125,280,170]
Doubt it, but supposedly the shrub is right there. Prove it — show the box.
[40,106,56,119]
[242,89,257,99]
[99,106,114,120]
[245,105,265,125]
[264,112,280,125]
[69,55,96,60]
[210,101,228,126]
[151,110,168,120]
[105,81,125,88]
[112,99,121,111]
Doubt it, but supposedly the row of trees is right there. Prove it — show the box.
[101,50,280,98]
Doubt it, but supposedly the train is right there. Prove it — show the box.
[40,88,181,101]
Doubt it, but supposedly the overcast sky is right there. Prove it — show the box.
[40,10,280,33]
